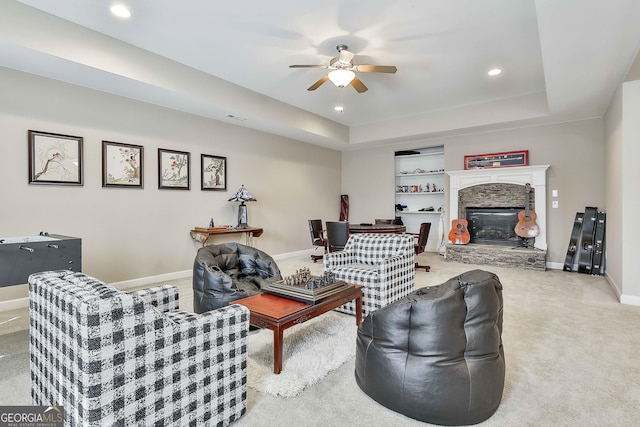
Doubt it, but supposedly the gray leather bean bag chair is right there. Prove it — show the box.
[355,269,505,426]
[193,243,282,313]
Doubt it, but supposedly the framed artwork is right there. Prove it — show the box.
[28,130,83,185]
[201,154,227,191]
[464,150,529,170]
[158,148,190,190]
[102,141,144,188]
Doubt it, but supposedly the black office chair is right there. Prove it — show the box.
[325,221,350,252]
[308,219,326,263]
[414,222,431,272]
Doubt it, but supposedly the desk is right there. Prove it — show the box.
[349,223,406,234]
[190,227,263,247]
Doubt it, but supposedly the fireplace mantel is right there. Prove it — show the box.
[447,165,550,250]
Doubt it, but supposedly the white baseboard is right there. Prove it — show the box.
[0,297,29,312]
[598,271,640,307]
[110,269,192,290]
[0,251,313,312]
[0,270,194,312]
[272,248,316,260]
[113,249,313,289]
[605,272,622,299]
[546,261,563,270]
[620,293,640,306]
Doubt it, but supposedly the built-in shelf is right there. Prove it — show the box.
[398,211,443,215]
[396,171,444,177]
[395,192,445,195]
[395,152,442,159]
[395,147,445,252]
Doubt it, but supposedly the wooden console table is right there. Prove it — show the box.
[189,227,263,247]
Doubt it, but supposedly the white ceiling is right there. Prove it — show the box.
[1,0,639,150]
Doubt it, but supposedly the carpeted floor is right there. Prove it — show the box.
[2,252,640,426]
[247,311,357,398]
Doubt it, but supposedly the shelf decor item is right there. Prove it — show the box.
[28,130,83,186]
[201,154,226,191]
[158,148,190,190]
[102,141,144,188]
[228,185,256,228]
[464,150,529,170]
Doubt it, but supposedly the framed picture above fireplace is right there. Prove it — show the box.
[464,150,528,170]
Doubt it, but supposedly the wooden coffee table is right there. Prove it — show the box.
[233,284,363,374]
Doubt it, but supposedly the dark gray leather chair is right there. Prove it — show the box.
[193,242,281,313]
[355,269,505,426]
[325,221,349,252]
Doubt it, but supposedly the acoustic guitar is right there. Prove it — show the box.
[448,195,470,244]
[514,183,540,238]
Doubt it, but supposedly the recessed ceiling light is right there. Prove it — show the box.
[334,106,344,113]
[488,68,503,76]
[110,4,131,18]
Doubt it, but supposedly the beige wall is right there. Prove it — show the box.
[1,63,634,304]
[604,76,640,304]
[0,67,341,302]
[343,119,605,266]
[342,145,399,222]
[620,80,640,302]
[604,85,623,295]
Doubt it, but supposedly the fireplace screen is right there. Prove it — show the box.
[466,207,524,246]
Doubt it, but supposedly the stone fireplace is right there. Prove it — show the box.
[446,165,550,270]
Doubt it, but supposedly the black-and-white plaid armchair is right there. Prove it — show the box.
[29,270,249,426]
[323,233,415,316]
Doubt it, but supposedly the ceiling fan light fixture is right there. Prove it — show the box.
[328,69,356,87]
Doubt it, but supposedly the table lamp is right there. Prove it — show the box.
[228,185,256,228]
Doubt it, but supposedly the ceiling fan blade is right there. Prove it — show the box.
[355,65,397,73]
[289,65,329,69]
[307,76,330,91]
[350,77,368,93]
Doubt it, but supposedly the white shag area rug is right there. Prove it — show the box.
[247,312,357,398]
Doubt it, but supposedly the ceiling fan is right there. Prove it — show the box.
[289,44,397,93]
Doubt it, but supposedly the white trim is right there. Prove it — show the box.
[605,272,622,300]
[0,297,29,312]
[110,269,192,290]
[273,249,316,260]
[2,250,638,308]
[447,165,550,250]
[0,250,316,311]
[552,262,581,272]
[546,262,563,270]
[620,294,640,306]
